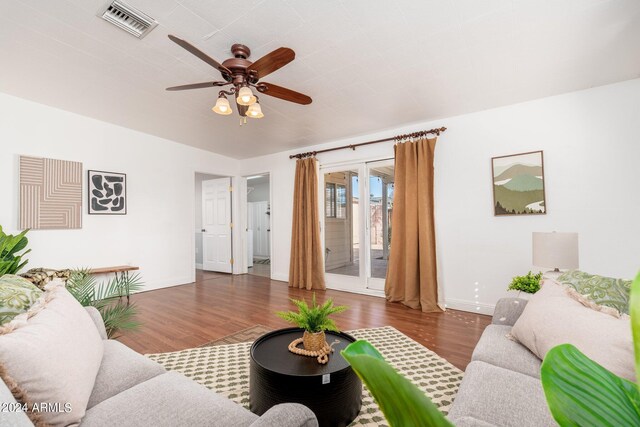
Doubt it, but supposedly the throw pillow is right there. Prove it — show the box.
[0,280,104,426]
[557,269,631,315]
[511,280,634,381]
[0,274,42,325]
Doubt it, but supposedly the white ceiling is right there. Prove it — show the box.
[1,0,639,159]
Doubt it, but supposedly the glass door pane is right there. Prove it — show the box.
[368,161,394,286]
[324,169,359,277]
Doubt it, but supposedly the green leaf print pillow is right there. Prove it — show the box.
[0,274,43,325]
[557,270,631,315]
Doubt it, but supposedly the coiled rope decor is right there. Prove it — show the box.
[288,338,341,364]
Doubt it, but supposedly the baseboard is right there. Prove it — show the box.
[195,263,203,269]
[138,276,194,293]
[444,298,495,316]
[271,272,288,282]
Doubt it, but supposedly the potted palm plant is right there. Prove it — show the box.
[276,293,347,351]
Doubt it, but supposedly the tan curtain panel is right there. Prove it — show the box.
[289,158,326,290]
[385,137,441,312]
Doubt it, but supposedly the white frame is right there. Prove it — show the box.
[238,173,273,277]
[319,157,393,297]
[365,158,395,291]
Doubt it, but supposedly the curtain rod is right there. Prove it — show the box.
[288,127,447,159]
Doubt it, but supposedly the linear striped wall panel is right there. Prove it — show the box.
[20,156,82,229]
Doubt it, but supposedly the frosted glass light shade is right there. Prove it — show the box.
[212,97,232,115]
[237,86,257,106]
[532,232,579,271]
[247,102,264,118]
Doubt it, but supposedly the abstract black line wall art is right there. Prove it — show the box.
[88,170,127,215]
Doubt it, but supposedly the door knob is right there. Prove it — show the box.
[201,229,206,232]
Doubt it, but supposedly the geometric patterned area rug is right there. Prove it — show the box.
[146,326,463,426]
[198,325,272,347]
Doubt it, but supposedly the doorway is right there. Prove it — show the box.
[321,159,394,294]
[246,174,271,278]
[195,172,233,278]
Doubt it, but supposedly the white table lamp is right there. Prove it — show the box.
[532,232,579,272]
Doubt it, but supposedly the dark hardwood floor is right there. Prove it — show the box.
[118,270,491,370]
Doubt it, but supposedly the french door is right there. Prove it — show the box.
[320,159,394,295]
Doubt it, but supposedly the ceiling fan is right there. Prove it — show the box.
[165,35,312,121]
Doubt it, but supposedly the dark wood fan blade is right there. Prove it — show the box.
[168,35,231,76]
[256,82,312,105]
[166,82,218,91]
[247,48,295,79]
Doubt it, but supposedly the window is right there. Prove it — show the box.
[325,183,336,218]
[336,184,347,219]
[325,183,347,219]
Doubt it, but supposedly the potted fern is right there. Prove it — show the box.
[276,293,347,351]
[507,271,543,297]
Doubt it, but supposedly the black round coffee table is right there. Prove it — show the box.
[250,328,362,427]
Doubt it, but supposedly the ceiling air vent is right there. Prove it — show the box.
[99,0,157,39]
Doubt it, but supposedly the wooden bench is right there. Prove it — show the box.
[89,265,140,303]
[88,265,139,275]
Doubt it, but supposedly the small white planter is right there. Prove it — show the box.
[508,290,534,300]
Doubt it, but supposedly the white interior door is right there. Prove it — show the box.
[202,178,232,273]
[248,201,270,257]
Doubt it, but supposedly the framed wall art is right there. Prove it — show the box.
[19,155,82,229]
[88,170,127,215]
[491,151,546,216]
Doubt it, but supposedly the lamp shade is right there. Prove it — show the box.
[236,86,257,106]
[532,232,579,271]
[212,96,232,115]
[247,102,264,118]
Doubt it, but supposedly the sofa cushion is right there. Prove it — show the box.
[250,403,318,427]
[449,416,497,427]
[87,340,166,408]
[447,361,555,427]
[557,270,631,315]
[0,378,33,427]
[0,281,104,426]
[511,280,634,381]
[491,298,528,326]
[471,325,541,378]
[81,371,259,427]
[0,275,42,325]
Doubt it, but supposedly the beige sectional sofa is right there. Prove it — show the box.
[447,297,557,426]
[1,306,317,427]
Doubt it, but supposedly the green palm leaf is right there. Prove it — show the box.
[341,340,452,427]
[0,227,30,274]
[631,271,640,387]
[541,270,640,426]
[541,344,640,426]
[66,268,143,338]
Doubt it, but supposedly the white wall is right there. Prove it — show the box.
[239,79,640,313]
[0,92,239,292]
[247,182,270,202]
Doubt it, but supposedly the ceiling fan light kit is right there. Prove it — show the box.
[247,101,264,119]
[237,86,257,106]
[212,95,232,115]
[165,35,312,123]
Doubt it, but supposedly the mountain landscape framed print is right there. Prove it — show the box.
[491,151,546,216]
[88,170,127,215]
